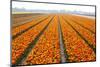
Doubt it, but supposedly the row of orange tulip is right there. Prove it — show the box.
[67,14,95,33]
[12,16,52,64]
[65,16,96,48]
[60,17,96,62]
[12,15,47,37]
[23,16,61,65]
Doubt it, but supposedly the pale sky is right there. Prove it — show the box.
[12,1,95,13]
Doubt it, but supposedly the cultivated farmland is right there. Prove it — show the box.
[12,13,96,65]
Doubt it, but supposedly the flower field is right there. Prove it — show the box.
[12,14,96,65]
